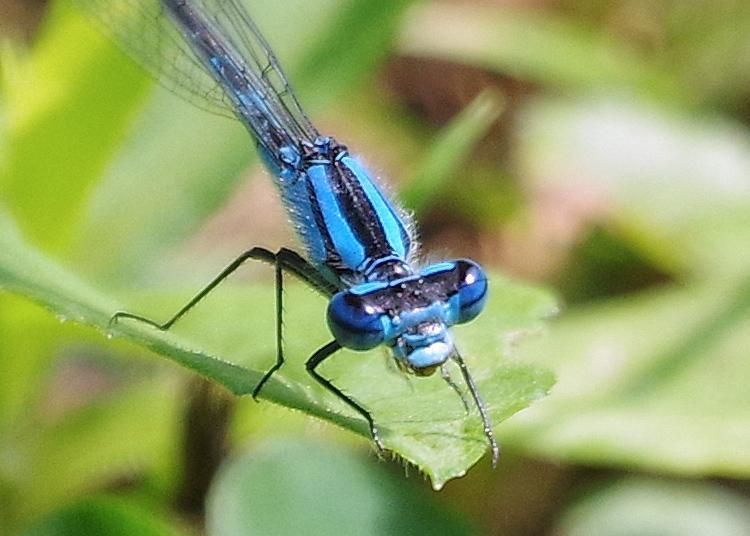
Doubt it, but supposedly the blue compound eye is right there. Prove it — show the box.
[455,260,488,324]
[327,291,386,351]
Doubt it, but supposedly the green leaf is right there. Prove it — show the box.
[0,0,151,253]
[499,95,750,478]
[646,1,750,113]
[0,296,63,428]
[21,496,186,536]
[5,375,181,524]
[397,4,688,105]
[0,212,555,488]
[401,89,505,214]
[69,89,250,283]
[206,439,473,536]
[556,477,750,536]
[503,278,750,477]
[293,0,416,109]
[518,97,750,280]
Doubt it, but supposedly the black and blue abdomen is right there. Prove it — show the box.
[279,142,414,284]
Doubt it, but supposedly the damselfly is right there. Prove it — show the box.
[80,0,498,465]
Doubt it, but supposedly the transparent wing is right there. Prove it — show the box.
[75,0,318,140]
[207,0,317,137]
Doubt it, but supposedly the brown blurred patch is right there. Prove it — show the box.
[384,56,536,161]
[0,0,48,42]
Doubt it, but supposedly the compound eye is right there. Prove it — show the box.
[327,291,386,351]
[455,260,488,324]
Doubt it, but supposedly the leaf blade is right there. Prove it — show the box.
[0,212,555,486]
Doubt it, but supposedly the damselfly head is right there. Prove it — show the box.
[326,259,489,357]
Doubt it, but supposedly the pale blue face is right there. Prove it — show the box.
[391,321,454,375]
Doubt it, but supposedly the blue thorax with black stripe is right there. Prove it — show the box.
[277,136,413,285]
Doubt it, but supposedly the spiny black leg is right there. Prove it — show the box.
[251,258,285,399]
[250,248,338,399]
[108,247,279,331]
[440,364,470,415]
[306,341,385,455]
[108,246,337,401]
[452,351,499,467]
[109,246,335,332]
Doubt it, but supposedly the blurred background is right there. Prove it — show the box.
[2,0,750,534]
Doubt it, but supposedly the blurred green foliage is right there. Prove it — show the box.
[558,477,750,536]
[22,496,187,536]
[2,0,750,534]
[205,439,473,536]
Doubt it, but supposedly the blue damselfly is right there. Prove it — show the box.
[79,0,498,465]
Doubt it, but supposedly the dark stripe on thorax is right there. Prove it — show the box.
[330,161,393,261]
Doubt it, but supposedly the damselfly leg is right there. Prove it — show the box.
[306,340,385,456]
[452,351,499,467]
[108,246,337,398]
[440,364,471,415]
[249,249,337,399]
